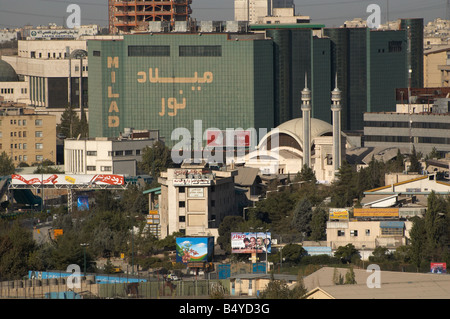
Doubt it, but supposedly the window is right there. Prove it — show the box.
[125,150,133,156]
[179,186,185,193]
[179,45,222,57]
[350,230,358,237]
[389,41,402,53]
[36,155,43,162]
[23,143,27,149]
[365,229,370,236]
[101,166,112,172]
[136,149,141,155]
[35,143,43,149]
[35,131,43,138]
[93,51,101,57]
[23,131,27,137]
[35,119,43,126]
[23,155,27,162]
[381,228,403,236]
[179,216,186,222]
[211,200,215,207]
[23,120,27,126]
[179,201,186,208]
[337,230,345,237]
[86,151,97,156]
[87,166,96,171]
[128,45,170,57]
[115,150,123,156]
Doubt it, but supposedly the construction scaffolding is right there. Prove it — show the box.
[109,0,193,34]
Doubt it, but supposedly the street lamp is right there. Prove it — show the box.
[80,243,89,277]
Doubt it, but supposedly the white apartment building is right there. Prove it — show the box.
[64,130,162,176]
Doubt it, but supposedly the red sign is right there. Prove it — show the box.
[431,263,447,274]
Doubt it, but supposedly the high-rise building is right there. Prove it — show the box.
[108,0,192,34]
[87,32,274,147]
[324,27,411,131]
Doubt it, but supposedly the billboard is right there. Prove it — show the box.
[353,208,399,218]
[431,263,447,274]
[176,237,214,263]
[329,209,349,220]
[11,174,125,186]
[77,196,89,211]
[231,232,271,254]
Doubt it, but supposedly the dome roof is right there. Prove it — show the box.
[277,117,333,142]
[258,117,334,151]
[0,60,18,82]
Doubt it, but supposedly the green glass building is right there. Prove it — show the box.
[324,27,410,131]
[88,33,274,147]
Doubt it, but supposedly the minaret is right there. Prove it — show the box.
[331,74,342,175]
[301,73,312,168]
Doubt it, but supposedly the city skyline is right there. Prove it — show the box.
[0,0,448,29]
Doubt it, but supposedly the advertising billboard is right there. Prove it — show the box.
[77,196,89,211]
[329,209,349,220]
[11,174,125,186]
[353,208,399,218]
[176,237,214,263]
[431,262,447,274]
[206,130,252,148]
[231,232,271,254]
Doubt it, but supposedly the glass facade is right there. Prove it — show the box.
[88,34,274,147]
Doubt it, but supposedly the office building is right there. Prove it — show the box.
[234,0,295,24]
[87,32,274,146]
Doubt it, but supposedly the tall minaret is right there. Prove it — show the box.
[331,74,342,175]
[301,73,312,168]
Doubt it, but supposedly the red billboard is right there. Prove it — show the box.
[11,174,125,186]
[430,262,447,274]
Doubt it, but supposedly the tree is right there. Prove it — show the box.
[0,151,15,176]
[258,273,306,299]
[295,164,316,184]
[330,161,358,208]
[344,267,357,284]
[408,146,422,173]
[290,197,313,240]
[334,244,360,264]
[57,104,81,139]
[139,141,174,178]
[408,216,427,270]
[281,244,306,264]
[309,206,328,241]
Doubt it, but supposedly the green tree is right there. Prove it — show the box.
[258,273,306,299]
[408,146,422,173]
[294,164,316,184]
[344,267,357,284]
[408,216,427,270]
[334,244,360,264]
[281,243,306,264]
[0,151,15,176]
[139,141,174,179]
[290,197,312,240]
[309,206,328,241]
[217,216,245,253]
[330,161,358,207]
[57,104,81,139]
[0,221,36,280]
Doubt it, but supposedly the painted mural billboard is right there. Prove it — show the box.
[176,237,214,263]
[231,232,271,254]
[11,174,125,186]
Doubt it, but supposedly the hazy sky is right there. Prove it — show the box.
[0,0,447,29]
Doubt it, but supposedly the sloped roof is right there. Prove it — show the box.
[0,60,18,82]
[235,167,260,186]
[303,267,450,299]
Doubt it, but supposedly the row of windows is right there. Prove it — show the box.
[0,143,45,150]
[106,150,141,157]
[126,45,222,57]
[366,135,450,145]
[87,166,112,172]
[2,88,27,95]
[337,228,403,236]
[365,121,450,130]
[0,119,43,126]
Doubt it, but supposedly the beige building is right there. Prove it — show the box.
[0,106,56,165]
[326,219,413,257]
[423,45,450,87]
[158,161,238,239]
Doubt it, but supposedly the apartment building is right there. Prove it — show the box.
[0,106,56,165]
